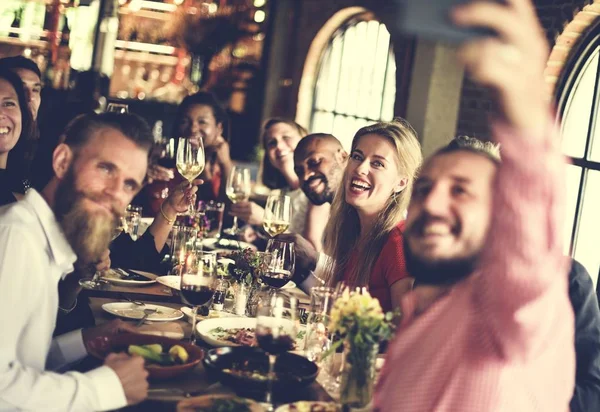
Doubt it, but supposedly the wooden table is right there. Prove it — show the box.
[89,289,330,412]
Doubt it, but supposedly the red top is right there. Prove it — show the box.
[339,221,409,313]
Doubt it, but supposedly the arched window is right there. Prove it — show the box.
[310,14,396,149]
[557,21,600,287]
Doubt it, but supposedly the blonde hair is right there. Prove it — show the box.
[322,118,422,288]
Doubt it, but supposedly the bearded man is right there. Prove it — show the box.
[0,112,152,411]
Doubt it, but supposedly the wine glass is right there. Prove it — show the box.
[262,239,295,290]
[106,103,129,113]
[176,137,205,215]
[255,290,297,411]
[79,218,125,289]
[180,250,217,344]
[225,166,251,234]
[263,195,292,237]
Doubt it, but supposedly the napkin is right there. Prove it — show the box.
[137,322,185,340]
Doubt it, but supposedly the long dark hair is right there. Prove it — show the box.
[1,68,34,176]
[171,91,228,141]
[260,118,308,190]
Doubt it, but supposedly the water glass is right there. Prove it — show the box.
[169,226,198,274]
[304,286,335,363]
[124,205,142,241]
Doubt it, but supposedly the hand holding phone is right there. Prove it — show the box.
[395,0,504,44]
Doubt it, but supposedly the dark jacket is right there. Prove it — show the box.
[569,259,600,412]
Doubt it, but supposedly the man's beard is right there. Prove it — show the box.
[303,175,334,205]
[54,168,120,265]
[403,237,480,287]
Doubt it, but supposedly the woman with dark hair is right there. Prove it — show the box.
[231,118,328,249]
[0,68,34,206]
[144,92,232,214]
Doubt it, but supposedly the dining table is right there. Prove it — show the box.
[81,275,330,412]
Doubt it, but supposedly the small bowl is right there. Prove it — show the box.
[88,333,204,380]
[203,346,318,395]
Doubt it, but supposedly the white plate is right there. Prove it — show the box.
[180,306,240,323]
[275,402,339,412]
[156,275,181,290]
[281,281,296,290]
[102,302,184,322]
[195,317,306,349]
[102,269,157,287]
[202,238,257,252]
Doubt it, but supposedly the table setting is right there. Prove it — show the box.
[78,191,391,411]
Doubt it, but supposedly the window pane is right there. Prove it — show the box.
[309,18,396,140]
[564,164,582,255]
[573,169,600,289]
[561,48,598,159]
[335,26,356,115]
[380,50,397,121]
[314,46,332,112]
[312,111,334,135]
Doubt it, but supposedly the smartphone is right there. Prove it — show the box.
[394,0,503,44]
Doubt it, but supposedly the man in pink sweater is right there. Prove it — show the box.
[375,0,575,410]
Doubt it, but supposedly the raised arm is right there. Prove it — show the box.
[454,0,571,357]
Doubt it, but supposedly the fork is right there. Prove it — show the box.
[136,308,157,326]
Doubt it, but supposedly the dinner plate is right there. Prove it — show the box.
[102,302,184,322]
[180,306,239,323]
[275,402,340,412]
[102,269,157,287]
[202,238,257,252]
[156,275,181,290]
[196,317,306,349]
[196,317,257,347]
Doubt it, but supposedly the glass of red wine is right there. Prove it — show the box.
[180,250,217,344]
[255,290,297,411]
[262,239,295,290]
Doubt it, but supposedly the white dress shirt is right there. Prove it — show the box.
[0,190,127,411]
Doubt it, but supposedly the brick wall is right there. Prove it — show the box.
[455,0,593,139]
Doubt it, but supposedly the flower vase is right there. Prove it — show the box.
[339,340,378,410]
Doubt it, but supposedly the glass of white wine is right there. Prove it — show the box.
[176,137,205,215]
[263,194,292,237]
[225,166,251,234]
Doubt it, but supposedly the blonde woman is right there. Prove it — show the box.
[323,119,422,312]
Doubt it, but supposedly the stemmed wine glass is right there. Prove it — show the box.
[79,218,125,289]
[261,239,295,290]
[225,166,251,234]
[180,250,217,344]
[262,195,292,237]
[176,137,205,215]
[255,290,297,411]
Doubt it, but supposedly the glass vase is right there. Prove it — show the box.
[339,339,378,409]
